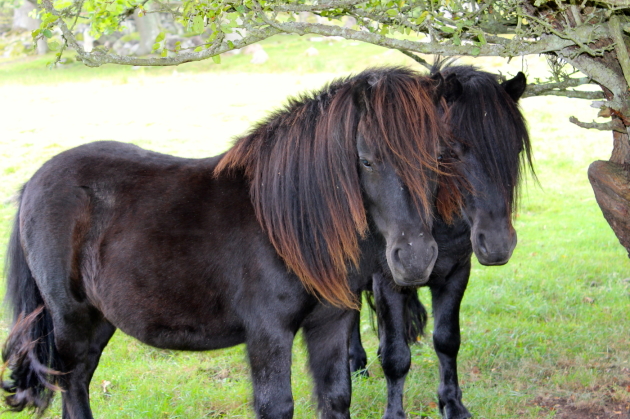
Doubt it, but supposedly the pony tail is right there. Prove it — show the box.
[366,284,427,344]
[2,199,62,415]
[403,291,428,344]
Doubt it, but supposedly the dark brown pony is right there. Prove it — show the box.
[349,65,534,419]
[1,67,458,419]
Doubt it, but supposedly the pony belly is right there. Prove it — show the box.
[112,309,248,351]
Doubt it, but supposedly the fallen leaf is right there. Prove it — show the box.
[428,401,438,409]
[101,380,111,393]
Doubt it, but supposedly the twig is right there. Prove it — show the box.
[399,50,432,70]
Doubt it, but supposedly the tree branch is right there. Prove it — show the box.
[43,0,281,68]
[522,77,603,99]
[569,116,626,132]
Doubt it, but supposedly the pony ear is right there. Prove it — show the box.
[431,72,462,103]
[501,72,527,102]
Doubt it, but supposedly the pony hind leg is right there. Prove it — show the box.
[302,304,354,419]
[57,317,115,419]
[348,304,369,377]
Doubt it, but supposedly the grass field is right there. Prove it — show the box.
[0,35,629,418]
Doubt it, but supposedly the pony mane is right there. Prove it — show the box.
[215,67,446,308]
[433,62,534,215]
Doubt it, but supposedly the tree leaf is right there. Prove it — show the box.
[43,29,53,39]
[212,54,221,64]
[471,46,481,56]
[192,15,204,33]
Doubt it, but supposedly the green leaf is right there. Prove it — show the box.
[453,33,461,46]
[43,29,53,39]
[471,46,481,56]
[194,46,204,52]
[155,31,166,43]
[32,29,41,38]
[42,14,58,25]
[441,26,454,33]
[212,54,221,64]
[386,9,398,17]
[227,40,235,49]
[161,49,167,57]
[477,32,486,45]
[47,41,60,51]
[152,42,161,50]
[192,15,204,33]
[415,11,429,25]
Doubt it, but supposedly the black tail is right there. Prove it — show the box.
[1,196,61,415]
[366,288,427,345]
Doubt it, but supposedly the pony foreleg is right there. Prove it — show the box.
[430,262,472,419]
[348,306,369,377]
[246,328,295,419]
[372,272,410,419]
[302,304,354,419]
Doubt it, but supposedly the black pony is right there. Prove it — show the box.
[1,68,459,419]
[349,65,533,419]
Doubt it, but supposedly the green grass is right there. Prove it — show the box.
[0,36,628,418]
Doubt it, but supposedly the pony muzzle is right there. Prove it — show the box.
[472,226,517,266]
[387,236,438,286]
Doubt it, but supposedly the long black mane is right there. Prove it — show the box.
[434,63,534,213]
[216,67,451,308]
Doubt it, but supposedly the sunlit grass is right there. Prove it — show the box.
[0,37,628,418]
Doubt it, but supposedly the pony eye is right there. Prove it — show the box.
[437,155,443,161]
[360,159,372,167]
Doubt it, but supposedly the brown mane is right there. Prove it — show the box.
[215,67,453,308]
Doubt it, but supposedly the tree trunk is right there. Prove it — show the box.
[134,7,160,56]
[12,0,48,55]
[588,159,630,257]
[589,124,630,257]
[565,48,630,258]
[588,76,630,257]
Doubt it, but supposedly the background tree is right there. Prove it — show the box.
[36,0,630,256]
[12,0,47,53]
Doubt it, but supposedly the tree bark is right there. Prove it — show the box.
[13,0,48,55]
[588,159,630,257]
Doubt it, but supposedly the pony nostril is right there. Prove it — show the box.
[428,244,437,262]
[478,233,488,256]
[393,248,402,265]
